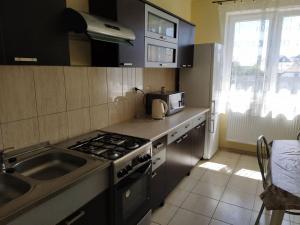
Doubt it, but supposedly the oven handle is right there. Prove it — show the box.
[117,161,152,189]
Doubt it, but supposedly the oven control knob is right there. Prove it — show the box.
[117,169,127,178]
[138,156,144,162]
[126,165,133,171]
[145,154,151,160]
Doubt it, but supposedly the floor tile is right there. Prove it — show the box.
[251,211,292,225]
[165,188,189,207]
[209,219,231,225]
[182,193,219,217]
[150,223,160,225]
[168,208,211,225]
[177,176,198,192]
[221,187,255,210]
[227,175,259,195]
[152,203,178,225]
[253,196,271,215]
[200,170,230,187]
[192,181,226,200]
[190,166,206,180]
[213,202,252,225]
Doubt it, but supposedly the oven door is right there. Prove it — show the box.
[113,161,152,225]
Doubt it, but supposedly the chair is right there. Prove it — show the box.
[297,131,300,140]
[255,135,300,225]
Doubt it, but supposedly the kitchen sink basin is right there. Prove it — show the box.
[14,152,87,181]
[0,174,31,207]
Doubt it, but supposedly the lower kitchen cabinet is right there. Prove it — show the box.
[191,122,206,166]
[151,163,167,209]
[166,131,193,195]
[56,190,109,225]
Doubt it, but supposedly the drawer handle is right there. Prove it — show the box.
[120,62,133,66]
[185,124,190,129]
[152,172,157,178]
[65,210,85,225]
[154,143,164,149]
[196,125,201,129]
[182,134,188,140]
[182,65,187,68]
[14,57,38,62]
[171,132,178,137]
[176,138,183,144]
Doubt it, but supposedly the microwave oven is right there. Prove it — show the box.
[146,91,185,116]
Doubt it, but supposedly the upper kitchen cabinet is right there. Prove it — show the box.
[178,20,195,68]
[89,0,145,67]
[0,0,69,65]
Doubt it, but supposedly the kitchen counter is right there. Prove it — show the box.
[102,107,210,141]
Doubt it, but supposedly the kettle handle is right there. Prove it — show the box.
[160,100,168,114]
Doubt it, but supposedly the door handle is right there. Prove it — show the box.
[65,211,85,225]
[209,118,215,134]
[211,100,216,115]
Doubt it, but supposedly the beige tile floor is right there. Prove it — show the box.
[151,151,300,225]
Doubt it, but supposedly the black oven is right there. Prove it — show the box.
[113,161,152,225]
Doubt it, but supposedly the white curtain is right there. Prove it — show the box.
[219,0,300,144]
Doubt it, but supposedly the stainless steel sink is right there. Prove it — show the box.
[0,174,31,207]
[14,152,87,180]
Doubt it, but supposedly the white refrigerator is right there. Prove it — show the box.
[180,43,223,159]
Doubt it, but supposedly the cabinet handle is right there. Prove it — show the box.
[152,172,157,178]
[176,138,183,144]
[185,124,190,129]
[14,57,38,62]
[211,100,216,115]
[196,125,201,129]
[187,65,192,67]
[209,118,215,134]
[182,65,187,68]
[120,62,133,67]
[65,210,85,225]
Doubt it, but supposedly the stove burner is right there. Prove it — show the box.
[90,141,104,147]
[123,140,140,150]
[115,147,128,152]
[101,151,123,160]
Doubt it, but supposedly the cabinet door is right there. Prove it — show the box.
[178,20,195,68]
[151,163,167,209]
[145,5,179,44]
[166,132,192,194]
[0,0,69,65]
[191,122,206,166]
[57,190,109,225]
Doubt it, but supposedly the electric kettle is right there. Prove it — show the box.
[152,99,168,120]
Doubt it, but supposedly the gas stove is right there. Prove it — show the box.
[58,131,152,184]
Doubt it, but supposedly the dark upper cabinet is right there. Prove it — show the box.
[89,0,145,67]
[0,0,69,66]
[177,20,195,68]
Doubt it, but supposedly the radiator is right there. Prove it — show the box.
[227,111,300,145]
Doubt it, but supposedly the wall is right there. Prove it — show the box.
[191,0,221,44]
[0,66,175,150]
[149,0,192,21]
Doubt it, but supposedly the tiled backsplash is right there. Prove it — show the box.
[0,66,175,150]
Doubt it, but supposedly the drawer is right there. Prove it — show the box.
[152,149,166,171]
[168,126,184,144]
[192,115,206,128]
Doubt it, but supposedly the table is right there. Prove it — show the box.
[268,140,300,225]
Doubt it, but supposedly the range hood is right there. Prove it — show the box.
[63,8,136,45]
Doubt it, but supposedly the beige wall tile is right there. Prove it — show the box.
[123,93,136,121]
[68,108,91,138]
[66,0,89,12]
[123,68,136,95]
[34,66,66,116]
[143,68,176,93]
[38,112,68,144]
[90,104,109,130]
[0,66,37,123]
[108,98,125,125]
[135,68,144,90]
[1,118,39,149]
[64,67,90,110]
[107,68,123,102]
[88,67,108,106]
